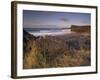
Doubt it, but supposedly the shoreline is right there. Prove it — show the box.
[28,30,76,37]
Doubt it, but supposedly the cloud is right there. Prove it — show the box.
[60,18,69,22]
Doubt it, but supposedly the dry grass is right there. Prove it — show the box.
[23,30,91,69]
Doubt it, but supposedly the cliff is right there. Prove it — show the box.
[71,25,90,33]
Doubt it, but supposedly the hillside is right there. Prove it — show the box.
[23,30,91,69]
[71,25,90,33]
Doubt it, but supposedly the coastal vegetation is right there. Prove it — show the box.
[23,25,91,69]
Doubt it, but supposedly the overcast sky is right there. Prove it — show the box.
[23,10,91,28]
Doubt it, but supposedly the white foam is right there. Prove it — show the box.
[29,29,71,36]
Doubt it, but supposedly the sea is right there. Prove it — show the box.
[24,28,71,36]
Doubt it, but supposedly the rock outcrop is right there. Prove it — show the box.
[71,25,90,33]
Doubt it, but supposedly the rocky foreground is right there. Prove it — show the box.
[23,27,91,69]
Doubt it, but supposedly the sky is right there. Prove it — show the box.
[23,10,91,28]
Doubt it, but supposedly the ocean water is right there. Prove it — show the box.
[24,28,71,36]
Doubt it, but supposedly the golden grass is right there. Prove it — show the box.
[23,30,91,69]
